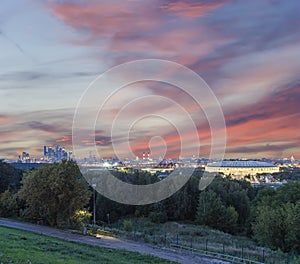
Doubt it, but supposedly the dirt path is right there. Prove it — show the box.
[0,218,229,264]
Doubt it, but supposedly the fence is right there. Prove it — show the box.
[92,223,297,264]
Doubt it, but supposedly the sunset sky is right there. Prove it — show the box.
[0,0,299,160]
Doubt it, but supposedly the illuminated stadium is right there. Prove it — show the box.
[205,160,280,178]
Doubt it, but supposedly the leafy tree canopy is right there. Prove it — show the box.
[0,161,22,194]
[19,160,91,227]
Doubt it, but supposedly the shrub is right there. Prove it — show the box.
[123,220,133,232]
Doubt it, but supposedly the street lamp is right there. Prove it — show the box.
[107,213,110,226]
[92,183,96,226]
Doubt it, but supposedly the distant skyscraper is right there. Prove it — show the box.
[48,147,54,158]
[42,144,70,162]
[21,152,30,163]
[291,155,295,164]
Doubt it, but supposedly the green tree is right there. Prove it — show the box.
[196,189,239,234]
[207,177,251,229]
[163,173,201,221]
[0,161,22,194]
[276,181,300,204]
[286,201,300,253]
[253,182,300,253]
[223,206,239,234]
[253,203,295,252]
[196,190,226,229]
[0,189,18,217]
[19,161,91,227]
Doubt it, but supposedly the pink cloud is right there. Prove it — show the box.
[160,0,230,18]
[48,1,232,66]
[50,1,160,39]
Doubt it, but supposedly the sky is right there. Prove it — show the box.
[0,0,299,160]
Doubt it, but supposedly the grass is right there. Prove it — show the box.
[105,218,300,264]
[0,226,174,264]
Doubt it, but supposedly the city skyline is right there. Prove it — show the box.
[1,1,300,159]
[5,142,299,163]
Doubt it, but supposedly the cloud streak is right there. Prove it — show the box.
[1,0,300,159]
[161,0,231,18]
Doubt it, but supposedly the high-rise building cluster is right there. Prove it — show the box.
[43,145,72,162]
[17,151,30,163]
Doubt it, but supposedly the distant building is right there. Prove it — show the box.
[291,155,295,164]
[18,152,30,163]
[205,160,280,178]
[43,145,69,162]
[43,145,47,156]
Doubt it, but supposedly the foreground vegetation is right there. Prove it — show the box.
[90,219,299,264]
[0,226,174,264]
[1,160,300,257]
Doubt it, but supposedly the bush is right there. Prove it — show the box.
[149,211,168,223]
[123,220,133,232]
[71,209,92,228]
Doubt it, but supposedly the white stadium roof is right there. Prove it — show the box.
[207,160,276,168]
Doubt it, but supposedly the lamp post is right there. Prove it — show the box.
[92,183,96,226]
[107,213,110,226]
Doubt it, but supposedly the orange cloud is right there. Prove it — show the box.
[56,134,72,144]
[222,82,300,157]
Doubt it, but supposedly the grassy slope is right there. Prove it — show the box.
[0,226,174,264]
[109,219,291,263]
